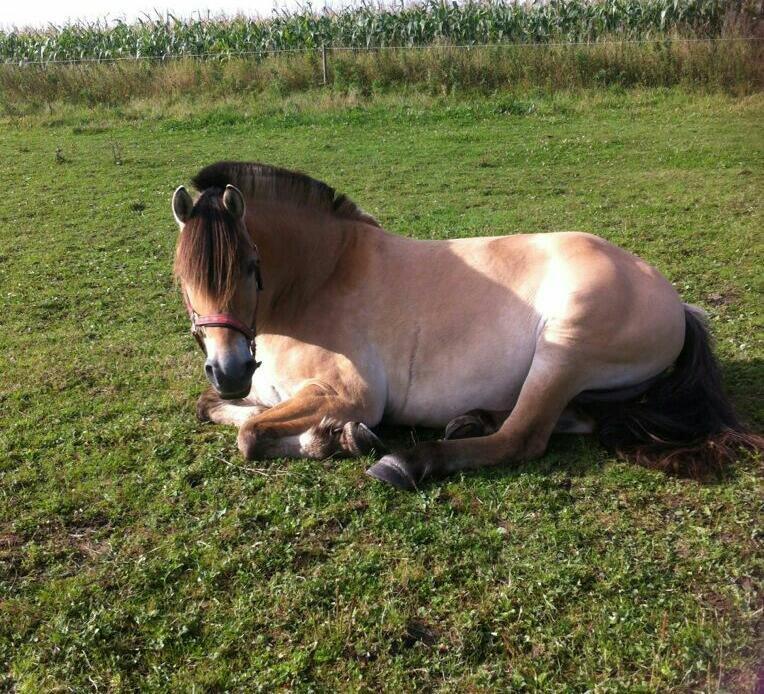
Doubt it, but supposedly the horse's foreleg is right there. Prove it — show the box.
[444,409,510,439]
[236,383,384,460]
[196,387,270,426]
[368,346,584,490]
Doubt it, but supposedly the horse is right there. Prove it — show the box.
[171,161,760,490]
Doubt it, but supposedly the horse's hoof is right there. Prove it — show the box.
[444,414,486,440]
[344,422,387,456]
[366,455,417,491]
[196,390,217,423]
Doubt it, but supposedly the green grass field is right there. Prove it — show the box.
[1,87,762,690]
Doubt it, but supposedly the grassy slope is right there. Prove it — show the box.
[0,88,762,691]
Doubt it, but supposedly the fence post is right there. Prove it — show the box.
[322,44,328,85]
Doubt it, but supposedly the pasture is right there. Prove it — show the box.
[1,87,762,690]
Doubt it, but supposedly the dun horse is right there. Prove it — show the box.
[172,162,759,490]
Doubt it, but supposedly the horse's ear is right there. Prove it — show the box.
[222,184,245,221]
[172,186,193,226]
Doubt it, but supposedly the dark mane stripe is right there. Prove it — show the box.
[191,161,380,227]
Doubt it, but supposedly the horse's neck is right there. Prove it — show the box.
[249,203,355,321]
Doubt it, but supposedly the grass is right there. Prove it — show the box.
[0,86,762,690]
[2,39,762,109]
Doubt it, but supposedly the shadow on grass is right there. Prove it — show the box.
[721,357,764,431]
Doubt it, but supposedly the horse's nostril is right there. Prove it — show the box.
[204,358,251,395]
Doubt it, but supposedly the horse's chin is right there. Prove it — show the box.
[217,386,251,401]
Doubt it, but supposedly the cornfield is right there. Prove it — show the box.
[0,0,756,65]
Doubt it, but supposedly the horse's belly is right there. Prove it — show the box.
[390,390,518,428]
[386,341,535,427]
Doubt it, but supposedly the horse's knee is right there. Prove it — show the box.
[201,393,268,428]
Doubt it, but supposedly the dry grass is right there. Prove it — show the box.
[1,38,761,111]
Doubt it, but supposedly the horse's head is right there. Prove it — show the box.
[172,184,262,399]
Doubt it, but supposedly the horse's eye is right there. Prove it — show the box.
[246,260,257,276]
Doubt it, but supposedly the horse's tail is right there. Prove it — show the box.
[580,305,762,478]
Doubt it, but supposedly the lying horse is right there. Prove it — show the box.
[171,161,759,489]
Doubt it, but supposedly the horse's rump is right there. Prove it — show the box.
[578,306,762,477]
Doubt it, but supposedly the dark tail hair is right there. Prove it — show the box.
[580,306,762,478]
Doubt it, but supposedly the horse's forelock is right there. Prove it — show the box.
[173,189,252,308]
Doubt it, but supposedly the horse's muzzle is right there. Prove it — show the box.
[205,356,256,399]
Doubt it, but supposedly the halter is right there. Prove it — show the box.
[181,255,264,370]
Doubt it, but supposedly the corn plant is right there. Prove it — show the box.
[0,0,749,65]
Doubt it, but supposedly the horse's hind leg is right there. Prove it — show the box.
[444,405,593,440]
[196,387,269,426]
[367,344,585,490]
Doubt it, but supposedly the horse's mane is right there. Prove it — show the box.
[174,188,253,307]
[175,162,378,307]
[192,161,380,227]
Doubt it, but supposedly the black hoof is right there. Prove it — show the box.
[444,414,486,440]
[366,455,418,491]
[345,422,387,456]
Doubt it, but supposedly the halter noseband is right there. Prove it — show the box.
[181,256,263,369]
